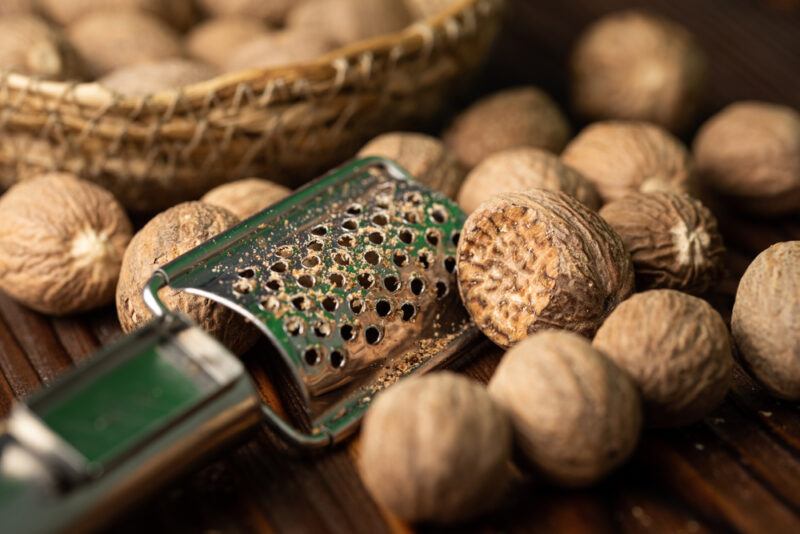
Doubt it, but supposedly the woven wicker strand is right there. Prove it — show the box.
[0,0,503,212]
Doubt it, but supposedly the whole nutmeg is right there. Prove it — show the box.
[444,87,571,170]
[99,59,218,97]
[357,132,466,198]
[288,0,412,47]
[593,290,733,427]
[457,148,600,214]
[457,189,634,348]
[67,9,184,78]
[732,241,800,400]
[186,17,270,69]
[403,0,455,18]
[359,372,512,524]
[599,192,725,293]
[0,14,84,80]
[0,173,133,315]
[562,121,695,204]
[201,178,291,220]
[693,101,800,216]
[199,0,296,25]
[116,202,259,354]
[489,331,642,486]
[570,10,707,132]
[40,0,198,30]
[224,30,335,72]
[0,0,36,15]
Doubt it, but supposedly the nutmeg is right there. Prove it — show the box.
[457,148,600,214]
[0,14,84,80]
[288,0,412,47]
[599,192,725,293]
[444,87,571,170]
[357,132,466,198]
[0,173,132,315]
[359,372,512,523]
[199,0,296,25]
[41,0,198,30]
[99,59,218,97]
[201,178,290,220]
[562,121,695,204]
[457,189,634,348]
[116,202,259,354]
[732,241,800,400]
[0,0,36,15]
[593,289,733,427]
[403,0,455,18]
[489,330,642,486]
[186,16,270,69]
[570,10,707,132]
[693,101,800,216]
[224,29,335,72]
[67,9,184,78]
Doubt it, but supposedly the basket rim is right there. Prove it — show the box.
[2,0,500,110]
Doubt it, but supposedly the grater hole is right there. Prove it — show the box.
[329,273,345,288]
[451,231,460,246]
[285,317,304,336]
[401,303,416,321]
[330,350,346,369]
[311,225,327,236]
[393,251,409,267]
[322,296,338,312]
[425,229,440,246]
[340,324,356,341]
[271,260,287,273]
[233,279,251,294]
[304,347,321,366]
[358,272,375,289]
[298,274,315,288]
[364,250,380,265]
[384,275,400,292]
[436,281,449,299]
[349,297,364,314]
[342,218,358,231]
[430,205,448,224]
[399,229,414,244]
[238,267,256,279]
[338,234,355,247]
[260,296,279,311]
[376,299,392,317]
[277,245,293,258]
[404,211,419,224]
[372,213,389,226]
[314,321,331,338]
[410,277,425,295]
[292,296,310,311]
[307,239,324,252]
[418,251,433,269]
[266,278,283,291]
[302,255,320,268]
[334,251,350,265]
[368,231,385,245]
[346,203,362,215]
[444,257,457,273]
[365,325,383,345]
[404,191,424,205]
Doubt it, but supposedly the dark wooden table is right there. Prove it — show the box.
[1,1,799,532]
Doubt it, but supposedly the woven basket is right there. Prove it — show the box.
[0,0,504,212]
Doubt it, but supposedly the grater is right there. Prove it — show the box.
[0,157,479,533]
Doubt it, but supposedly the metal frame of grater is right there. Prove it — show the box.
[0,158,480,533]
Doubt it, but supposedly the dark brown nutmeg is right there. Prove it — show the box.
[457,189,634,348]
[599,192,725,293]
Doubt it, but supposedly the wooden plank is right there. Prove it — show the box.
[0,307,41,400]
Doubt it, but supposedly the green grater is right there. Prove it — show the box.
[0,158,479,533]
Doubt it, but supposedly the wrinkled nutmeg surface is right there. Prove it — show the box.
[358,132,466,198]
[457,147,600,214]
[457,189,634,348]
[359,372,512,524]
[570,10,707,132]
[116,201,258,354]
[0,14,84,80]
[732,241,800,400]
[600,192,725,293]
[201,178,290,220]
[489,330,641,487]
[0,173,132,315]
[693,101,800,216]
[593,289,733,427]
[444,87,572,169]
[562,121,695,204]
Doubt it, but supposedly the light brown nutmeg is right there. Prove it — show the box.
[186,17,270,69]
[288,0,412,47]
[67,9,184,78]
[357,132,466,198]
[198,0,296,25]
[0,14,84,80]
[693,102,800,216]
[0,0,37,16]
[444,87,572,170]
[457,189,634,348]
[562,121,695,204]
[359,372,513,524]
[599,192,725,293]
[489,331,642,486]
[593,290,733,427]
[403,0,456,18]
[570,10,707,133]
[201,178,291,220]
[116,202,259,354]
[224,30,336,72]
[99,59,218,97]
[0,173,133,315]
[456,147,600,214]
[40,0,198,30]
[732,242,800,400]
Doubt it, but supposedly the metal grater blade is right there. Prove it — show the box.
[144,157,480,445]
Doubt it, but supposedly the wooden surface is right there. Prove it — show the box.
[1,0,799,532]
